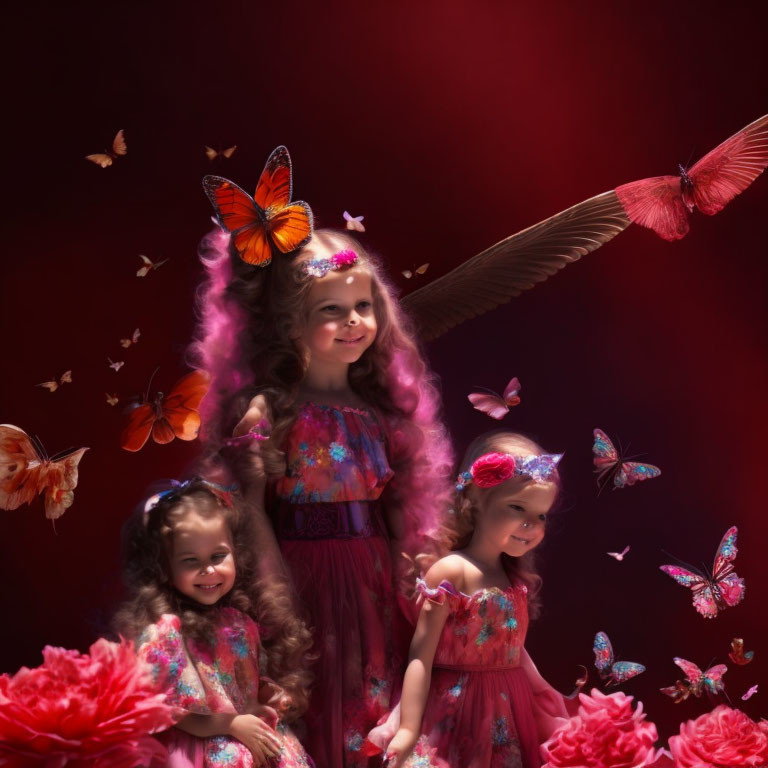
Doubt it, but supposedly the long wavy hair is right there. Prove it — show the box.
[189,227,454,559]
[437,431,563,619]
[113,480,313,721]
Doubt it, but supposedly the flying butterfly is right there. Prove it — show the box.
[660,526,745,619]
[660,657,727,702]
[105,393,119,407]
[85,129,127,168]
[121,370,210,452]
[616,114,768,241]
[592,428,661,491]
[203,145,313,267]
[402,263,430,279]
[468,376,522,420]
[742,684,758,701]
[607,545,630,562]
[729,638,754,666]
[0,424,88,520]
[108,357,124,372]
[205,145,237,161]
[37,370,72,393]
[136,255,169,277]
[593,631,645,687]
[343,211,366,232]
[120,328,140,349]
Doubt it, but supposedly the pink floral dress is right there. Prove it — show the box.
[272,403,408,768]
[403,579,543,768]
[137,607,312,768]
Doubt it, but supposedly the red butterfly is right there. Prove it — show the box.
[121,370,210,452]
[0,424,88,520]
[729,638,754,666]
[616,114,768,240]
[203,145,313,267]
[592,428,661,491]
[468,376,521,420]
[659,526,745,619]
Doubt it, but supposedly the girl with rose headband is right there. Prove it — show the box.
[372,431,570,768]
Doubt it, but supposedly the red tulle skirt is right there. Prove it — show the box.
[281,534,409,768]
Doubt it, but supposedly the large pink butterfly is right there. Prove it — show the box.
[660,526,745,619]
[616,113,768,241]
[468,376,521,420]
[592,428,661,491]
[660,657,727,702]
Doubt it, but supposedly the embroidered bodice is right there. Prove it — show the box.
[417,579,529,669]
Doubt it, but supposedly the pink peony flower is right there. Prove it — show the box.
[471,452,517,488]
[0,637,176,767]
[541,688,660,768]
[669,704,768,768]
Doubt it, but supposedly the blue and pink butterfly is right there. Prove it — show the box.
[592,428,661,491]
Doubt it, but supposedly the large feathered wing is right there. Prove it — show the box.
[401,190,630,341]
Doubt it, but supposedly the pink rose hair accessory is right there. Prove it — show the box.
[455,451,562,491]
[303,248,359,278]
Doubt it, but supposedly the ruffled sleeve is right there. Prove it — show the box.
[415,578,461,605]
[136,614,209,713]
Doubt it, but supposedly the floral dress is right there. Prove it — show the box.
[403,580,544,768]
[272,402,408,768]
[137,607,312,768]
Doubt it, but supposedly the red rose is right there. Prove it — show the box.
[471,452,516,488]
[541,688,660,768]
[0,638,176,767]
[669,705,768,768]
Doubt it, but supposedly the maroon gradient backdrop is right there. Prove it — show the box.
[2,0,766,739]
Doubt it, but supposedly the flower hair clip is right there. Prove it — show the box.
[303,249,359,278]
[455,451,563,491]
[143,478,238,523]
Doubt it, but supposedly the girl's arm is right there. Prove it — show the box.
[387,559,463,768]
[519,646,569,740]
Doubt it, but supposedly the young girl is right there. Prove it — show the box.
[381,431,569,768]
[114,478,315,768]
[192,223,453,768]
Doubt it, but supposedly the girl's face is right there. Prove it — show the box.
[300,266,377,368]
[473,477,556,558]
[168,505,236,606]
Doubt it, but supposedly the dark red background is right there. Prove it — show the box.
[2,0,766,741]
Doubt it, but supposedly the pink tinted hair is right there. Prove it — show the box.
[189,227,454,558]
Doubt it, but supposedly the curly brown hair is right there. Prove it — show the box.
[437,431,562,620]
[113,480,314,720]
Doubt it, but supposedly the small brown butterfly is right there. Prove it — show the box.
[402,263,430,279]
[120,328,140,348]
[105,393,119,406]
[85,129,127,168]
[37,371,72,392]
[136,255,169,277]
[205,145,237,161]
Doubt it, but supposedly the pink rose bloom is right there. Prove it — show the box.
[669,704,768,768]
[541,688,660,768]
[0,638,176,767]
[471,452,516,487]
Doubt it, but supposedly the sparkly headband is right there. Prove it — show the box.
[143,478,237,523]
[303,249,359,278]
[455,451,563,491]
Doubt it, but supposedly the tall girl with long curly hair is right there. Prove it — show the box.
[114,479,315,768]
[191,210,453,768]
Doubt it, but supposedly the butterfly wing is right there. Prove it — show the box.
[221,145,237,159]
[502,376,521,407]
[37,380,58,392]
[160,370,210,441]
[614,461,661,489]
[659,565,719,618]
[712,526,738,576]
[0,425,43,510]
[468,392,509,420]
[592,428,618,467]
[268,203,314,254]
[615,175,690,241]
[42,447,88,520]
[661,680,691,703]
[689,114,768,215]
[111,129,127,156]
[729,638,754,666]
[205,146,218,160]
[701,664,728,695]
[120,403,156,452]
[673,657,703,688]
[593,631,614,678]
[60,371,72,384]
[712,526,745,609]
[85,153,113,168]
[610,661,646,685]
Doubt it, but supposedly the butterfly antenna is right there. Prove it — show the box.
[660,549,702,575]
[30,433,48,460]
[145,367,160,403]
[49,446,75,462]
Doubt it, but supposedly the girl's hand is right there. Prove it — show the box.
[228,713,282,767]
[229,395,271,488]
[385,727,419,768]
